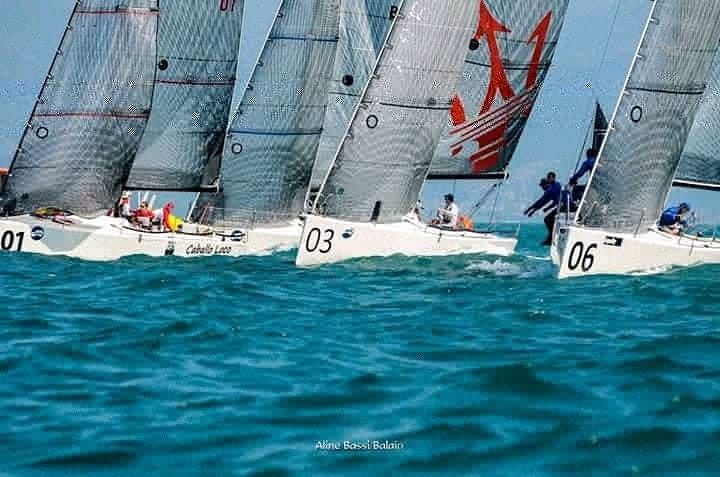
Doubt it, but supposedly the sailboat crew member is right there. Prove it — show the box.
[659,202,691,235]
[524,171,562,246]
[434,193,460,228]
[119,191,131,218]
[569,148,598,187]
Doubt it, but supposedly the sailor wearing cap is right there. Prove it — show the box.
[659,202,692,235]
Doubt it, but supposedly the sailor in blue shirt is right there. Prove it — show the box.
[659,203,691,234]
[569,148,598,186]
[525,171,562,246]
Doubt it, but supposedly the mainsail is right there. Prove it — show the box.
[427,0,569,180]
[314,0,479,223]
[1,1,159,217]
[674,54,720,191]
[203,0,341,227]
[579,0,720,232]
[125,0,243,191]
[309,0,396,188]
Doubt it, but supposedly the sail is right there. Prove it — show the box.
[309,0,396,188]
[674,54,720,191]
[1,1,159,217]
[579,0,720,232]
[124,0,243,191]
[314,0,479,223]
[427,0,569,180]
[204,0,341,227]
[593,101,608,152]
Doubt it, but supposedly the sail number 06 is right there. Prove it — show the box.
[219,0,237,11]
[1,230,24,252]
[567,242,597,272]
[305,228,334,254]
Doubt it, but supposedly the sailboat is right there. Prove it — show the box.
[0,1,248,259]
[552,0,720,278]
[296,0,510,266]
[187,0,342,252]
[295,0,570,266]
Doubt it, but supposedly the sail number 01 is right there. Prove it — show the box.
[305,228,334,254]
[1,230,24,252]
[567,242,597,272]
[219,0,237,11]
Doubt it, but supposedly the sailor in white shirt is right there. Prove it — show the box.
[436,193,459,228]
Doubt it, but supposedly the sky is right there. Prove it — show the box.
[0,0,716,223]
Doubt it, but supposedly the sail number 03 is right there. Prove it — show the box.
[1,230,24,252]
[305,228,334,254]
[219,0,237,11]
[567,242,597,272]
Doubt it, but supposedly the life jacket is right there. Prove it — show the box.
[166,214,183,232]
[134,208,154,218]
[458,215,474,230]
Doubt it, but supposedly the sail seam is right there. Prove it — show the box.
[626,86,704,96]
[377,101,449,111]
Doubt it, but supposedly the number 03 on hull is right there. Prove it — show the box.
[295,214,517,267]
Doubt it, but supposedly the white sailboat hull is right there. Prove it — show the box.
[552,224,720,278]
[0,215,301,261]
[295,214,517,266]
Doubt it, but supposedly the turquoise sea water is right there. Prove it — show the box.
[1,224,719,476]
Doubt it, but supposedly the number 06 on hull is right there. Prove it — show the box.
[553,224,720,278]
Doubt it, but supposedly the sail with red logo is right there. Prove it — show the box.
[427,0,569,180]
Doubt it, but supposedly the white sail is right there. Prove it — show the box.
[674,53,720,191]
[1,1,159,217]
[310,0,396,188]
[428,0,570,180]
[125,0,244,192]
[314,0,480,223]
[202,0,341,228]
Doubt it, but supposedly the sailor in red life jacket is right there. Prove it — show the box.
[133,201,154,228]
[162,202,175,231]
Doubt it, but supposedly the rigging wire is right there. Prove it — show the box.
[570,0,623,174]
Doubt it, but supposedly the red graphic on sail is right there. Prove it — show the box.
[450,1,552,173]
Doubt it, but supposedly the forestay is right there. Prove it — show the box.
[203,0,341,228]
[309,0,396,188]
[578,0,720,232]
[125,0,243,191]
[674,54,720,191]
[1,1,159,217]
[427,0,569,180]
[314,0,478,223]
